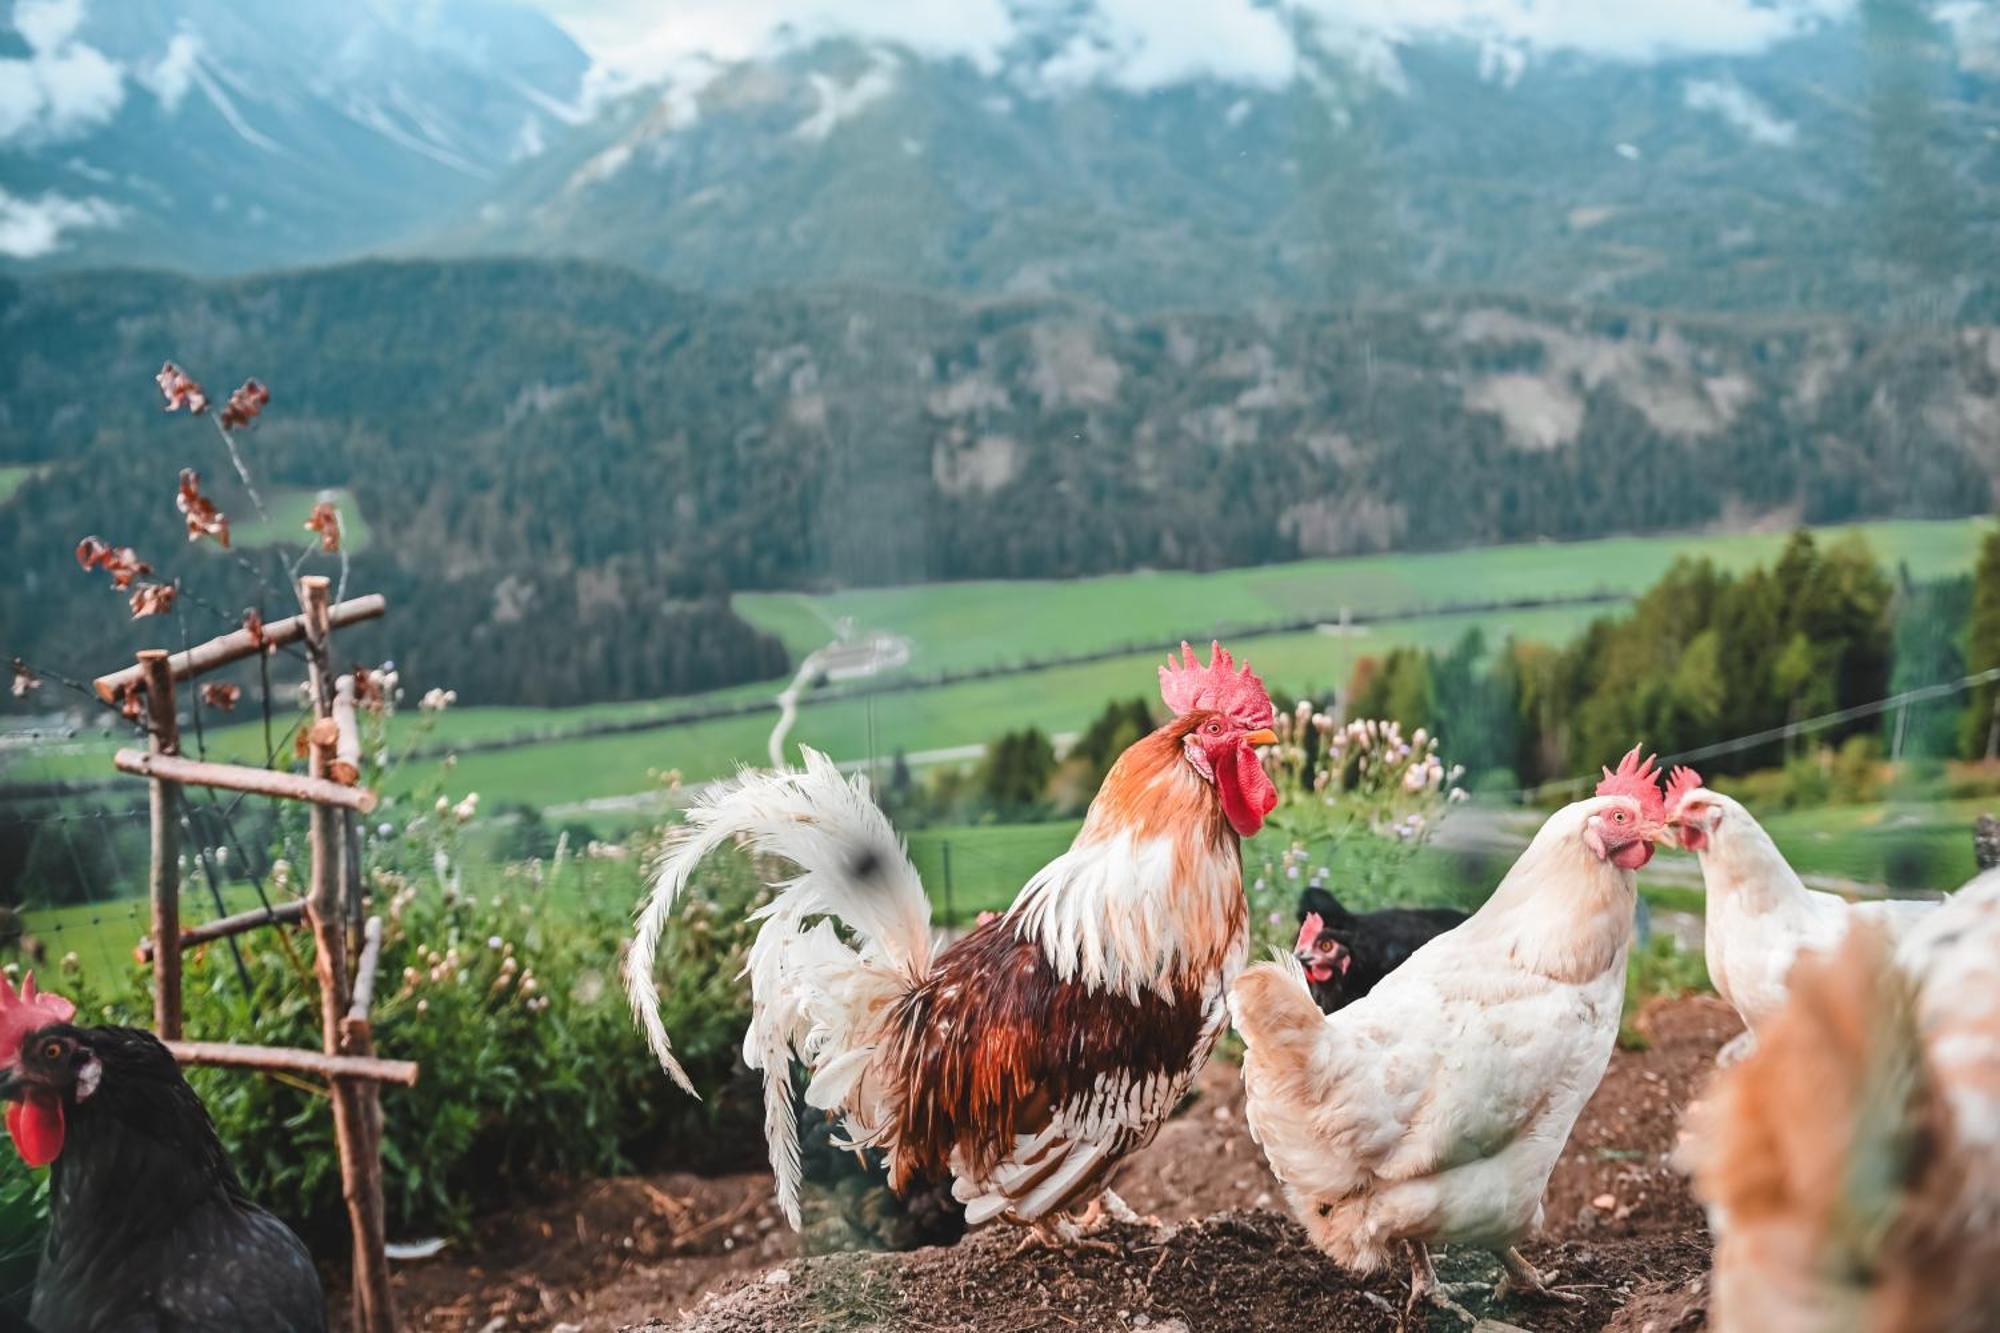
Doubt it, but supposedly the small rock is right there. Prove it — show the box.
[764,1268,791,1287]
[1592,1193,1617,1210]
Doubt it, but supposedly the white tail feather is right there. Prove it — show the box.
[623,748,933,1227]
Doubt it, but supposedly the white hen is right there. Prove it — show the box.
[1666,767,1940,1063]
[1229,749,1666,1323]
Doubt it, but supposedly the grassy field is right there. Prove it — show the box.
[6,518,1987,813]
[37,785,1965,993]
[737,518,1986,674]
[0,464,48,506]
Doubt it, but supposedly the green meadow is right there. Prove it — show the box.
[6,518,1988,815]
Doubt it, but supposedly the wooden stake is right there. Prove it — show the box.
[137,898,307,963]
[164,1041,418,1087]
[112,749,378,812]
[298,576,398,1333]
[331,674,362,786]
[347,917,384,1023]
[139,651,183,1041]
[92,594,386,702]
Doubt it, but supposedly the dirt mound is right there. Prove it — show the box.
[389,995,1737,1332]
[650,1211,1712,1333]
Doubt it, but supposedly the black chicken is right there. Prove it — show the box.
[1293,885,1469,1015]
[791,1067,964,1254]
[0,976,325,1333]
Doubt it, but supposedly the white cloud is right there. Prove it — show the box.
[1684,77,1797,146]
[0,0,124,145]
[1295,0,1851,65]
[13,0,84,54]
[0,187,121,257]
[547,0,1014,90]
[1043,0,1295,92]
[531,0,1856,103]
[140,32,202,113]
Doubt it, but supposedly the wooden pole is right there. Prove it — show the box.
[139,651,183,1041]
[137,899,308,963]
[112,749,378,812]
[334,673,367,962]
[298,576,397,1333]
[331,674,363,786]
[164,1041,419,1087]
[92,594,386,702]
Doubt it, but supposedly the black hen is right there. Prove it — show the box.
[1293,885,1468,1015]
[794,1074,964,1254]
[0,1017,325,1333]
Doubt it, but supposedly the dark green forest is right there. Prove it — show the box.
[1351,528,2000,792]
[2,259,1996,704]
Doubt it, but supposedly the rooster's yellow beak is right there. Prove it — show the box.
[1245,729,1277,746]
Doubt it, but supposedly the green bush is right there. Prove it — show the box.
[7,843,769,1256]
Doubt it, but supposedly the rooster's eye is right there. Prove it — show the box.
[40,1040,61,1061]
[1205,721,1222,735]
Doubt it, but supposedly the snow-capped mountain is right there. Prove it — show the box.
[4,0,1996,322]
[445,2,1998,318]
[0,0,588,271]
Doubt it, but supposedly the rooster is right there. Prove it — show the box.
[1229,747,1665,1324]
[1666,766,1941,1065]
[625,641,1278,1245]
[0,974,326,1333]
[1686,871,2000,1332]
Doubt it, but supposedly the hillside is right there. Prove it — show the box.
[3,258,1996,704]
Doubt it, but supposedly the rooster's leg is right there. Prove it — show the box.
[1493,1246,1584,1305]
[1402,1241,1476,1330]
[1080,1189,1161,1231]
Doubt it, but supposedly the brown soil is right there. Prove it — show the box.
[383,994,1740,1333]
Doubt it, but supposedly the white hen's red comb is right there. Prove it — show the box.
[1664,765,1705,812]
[1159,640,1274,731]
[1595,745,1666,829]
[0,972,75,1068]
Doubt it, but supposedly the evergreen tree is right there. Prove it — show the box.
[1962,529,2000,758]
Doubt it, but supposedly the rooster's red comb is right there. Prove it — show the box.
[0,971,75,1068]
[1595,745,1665,827]
[1159,640,1274,731]
[1665,765,1705,812]
[1295,912,1324,955]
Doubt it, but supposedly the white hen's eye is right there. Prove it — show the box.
[1612,810,1627,824]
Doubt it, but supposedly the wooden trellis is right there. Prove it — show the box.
[99,576,414,1333]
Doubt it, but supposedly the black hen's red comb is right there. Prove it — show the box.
[0,972,74,1069]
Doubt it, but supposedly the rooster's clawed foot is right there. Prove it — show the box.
[1011,1217,1119,1257]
